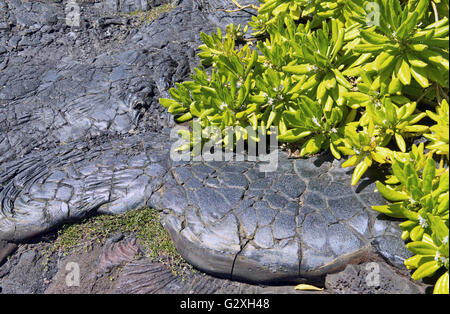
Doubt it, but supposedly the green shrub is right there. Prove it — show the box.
[159,0,449,293]
[372,145,448,293]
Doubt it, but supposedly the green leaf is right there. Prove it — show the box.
[427,214,449,244]
[434,272,449,294]
[398,58,411,85]
[373,202,419,220]
[372,203,408,219]
[342,155,362,168]
[410,225,425,241]
[422,158,436,195]
[405,254,435,269]
[160,98,182,109]
[283,110,306,128]
[406,241,438,256]
[300,134,325,157]
[330,28,344,61]
[395,133,406,152]
[385,98,397,123]
[351,156,372,186]
[437,171,449,193]
[343,92,371,103]
[278,129,312,142]
[330,143,341,159]
[388,77,403,94]
[376,181,410,202]
[360,29,389,44]
[397,12,419,39]
[283,64,315,75]
[258,0,281,15]
[406,52,427,68]
[332,69,353,89]
[294,284,324,291]
[410,66,430,88]
[405,163,423,200]
[412,261,441,280]
[175,112,193,122]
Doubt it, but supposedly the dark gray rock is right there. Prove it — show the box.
[117,255,321,294]
[325,262,427,294]
[0,0,257,165]
[0,247,57,294]
[273,212,296,239]
[0,240,16,265]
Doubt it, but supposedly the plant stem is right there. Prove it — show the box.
[438,85,449,103]
[431,1,439,22]
[436,83,442,104]
[219,0,260,13]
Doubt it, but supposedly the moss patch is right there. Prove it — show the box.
[123,2,176,25]
[41,207,191,276]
